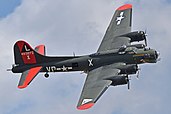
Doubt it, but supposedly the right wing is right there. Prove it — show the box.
[97,4,132,52]
[77,65,121,110]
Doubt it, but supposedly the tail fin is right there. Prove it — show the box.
[14,40,45,66]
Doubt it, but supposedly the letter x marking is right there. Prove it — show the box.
[88,59,93,66]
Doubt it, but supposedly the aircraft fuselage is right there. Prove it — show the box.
[38,48,158,73]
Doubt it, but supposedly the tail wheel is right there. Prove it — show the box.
[44,73,49,78]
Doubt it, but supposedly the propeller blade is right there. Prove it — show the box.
[128,79,130,90]
[136,66,141,79]
[145,29,148,36]
[144,37,147,46]
[126,76,131,90]
[144,30,148,46]
[136,70,140,79]
[157,58,161,61]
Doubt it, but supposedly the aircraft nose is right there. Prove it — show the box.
[155,51,160,60]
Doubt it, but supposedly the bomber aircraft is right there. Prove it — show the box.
[10,4,159,110]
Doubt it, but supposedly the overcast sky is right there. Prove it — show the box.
[0,0,171,114]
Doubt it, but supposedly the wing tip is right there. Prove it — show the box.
[77,103,94,110]
[117,4,132,11]
[18,85,27,89]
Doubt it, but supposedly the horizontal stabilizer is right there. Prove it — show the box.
[18,66,42,89]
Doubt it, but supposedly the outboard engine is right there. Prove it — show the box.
[109,76,128,86]
[121,31,147,45]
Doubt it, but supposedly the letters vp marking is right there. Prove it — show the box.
[46,66,73,72]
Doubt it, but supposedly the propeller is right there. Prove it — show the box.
[157,58,161,62]
[128,79,130,90]
[139,30,148,46]
[136,70,140,79]
[144,30,148,46]
[144,29,148,36]
[73,52,76,57]
[144,37,147,46]
[136,67,141,79]
[156,53,161,62]
[126,75,131,90]
[134,64,141,79]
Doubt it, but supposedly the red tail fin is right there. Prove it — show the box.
[14,40,37,65]
[35,45,45,55]
[14,40,46,66]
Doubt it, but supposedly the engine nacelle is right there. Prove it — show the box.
[110,76,128,86]
[118,64,138,75]
[121,31,146,43]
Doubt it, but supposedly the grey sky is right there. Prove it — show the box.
[0,0,170,114]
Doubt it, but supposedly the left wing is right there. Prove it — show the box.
[97,4,132,52]
[77,66,120,110]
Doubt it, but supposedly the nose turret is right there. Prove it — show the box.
[155,51,160,60]
[135,48,160,64]
[147,49,160,63]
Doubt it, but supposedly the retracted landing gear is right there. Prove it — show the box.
[44,73,49,78]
